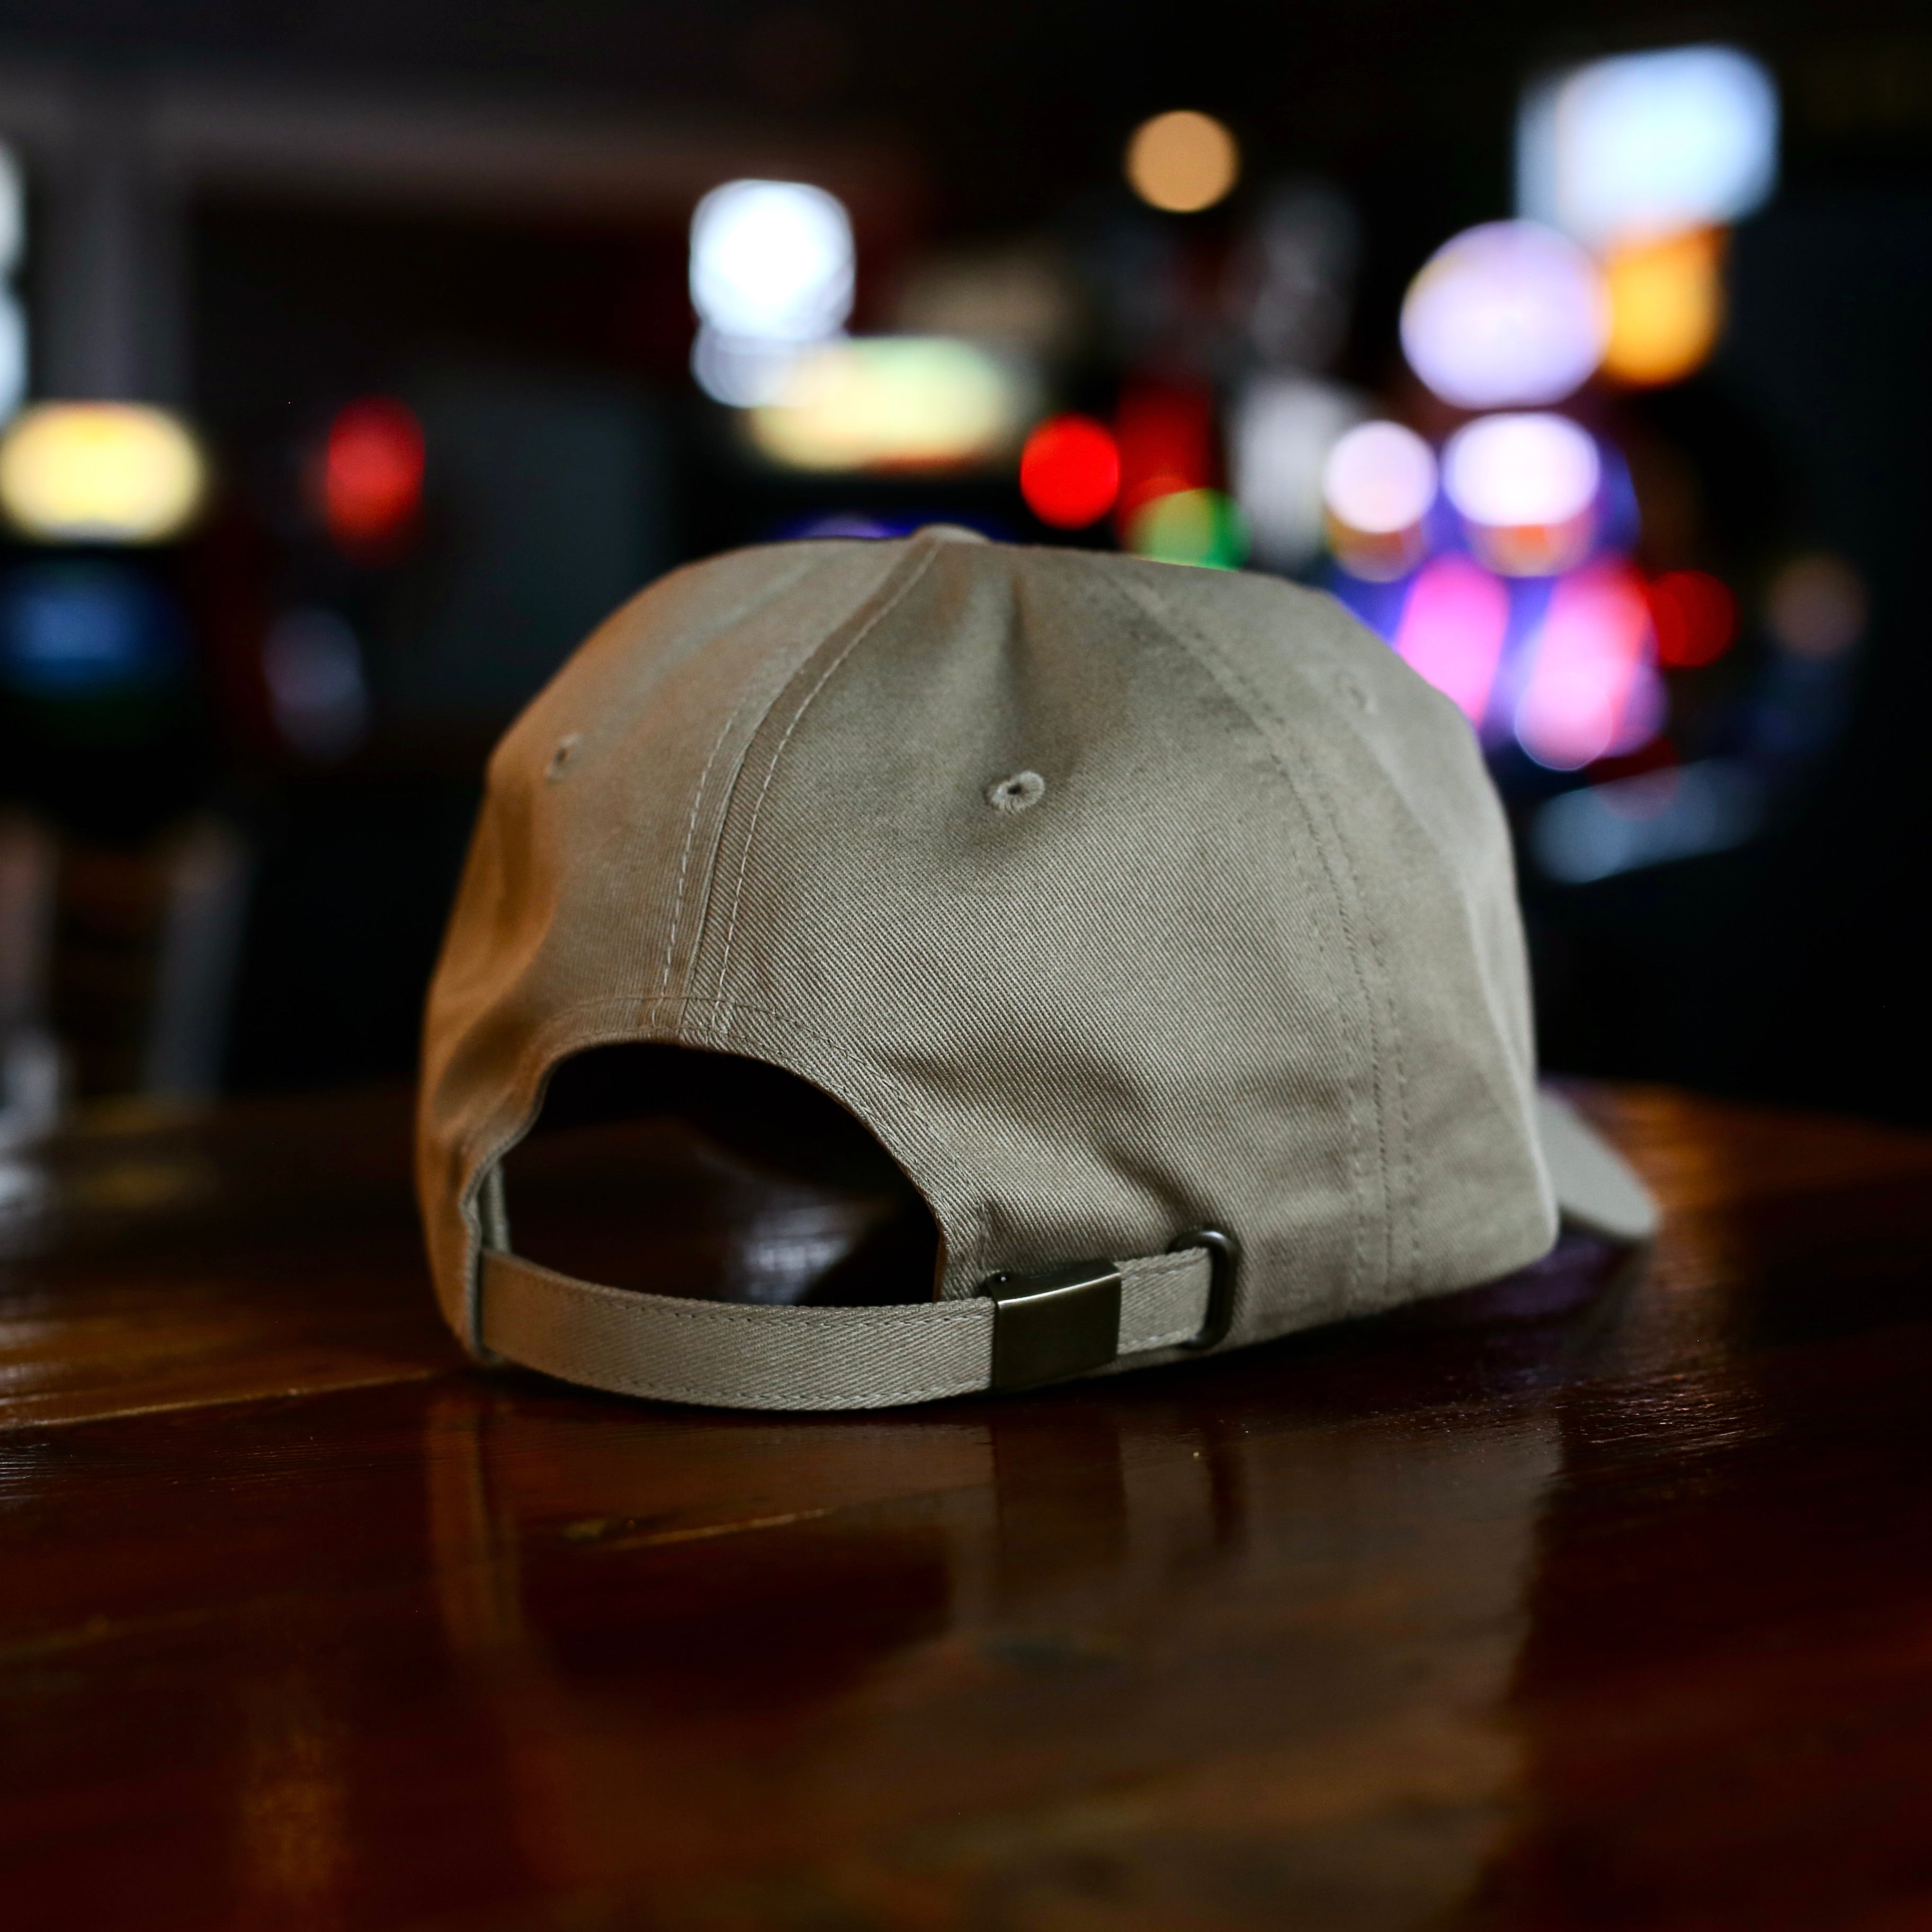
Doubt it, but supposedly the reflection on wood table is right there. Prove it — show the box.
[4,1082,1932,1930]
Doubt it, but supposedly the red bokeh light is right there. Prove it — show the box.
[1114,383,1215,529]
[1649,569,1737,668]
[1019,415,1121,528]
[323,398,425,556]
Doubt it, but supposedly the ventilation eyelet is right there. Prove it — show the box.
[986,770,1046,815]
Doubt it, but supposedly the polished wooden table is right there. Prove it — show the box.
[4,1083,1932,1931]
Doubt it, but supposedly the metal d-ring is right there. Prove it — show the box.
[1169,1227,1238,1351]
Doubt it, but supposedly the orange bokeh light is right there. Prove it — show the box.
[1602,229,1725,388]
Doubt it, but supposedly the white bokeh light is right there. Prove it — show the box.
[1231,375,1364,571]
[690,327,804,408]
[0,293,25,424]
[1442,413,1600,530]
[1321,420,1437,533]
[1519,45,1778,249]
[0,145,22,281]
[690,180,854,344]
[0,145,25,423]
[1400,221,1608,411]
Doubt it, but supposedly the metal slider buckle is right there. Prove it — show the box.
[977,1258,1122,1392]
[1170,1227,1238,1351]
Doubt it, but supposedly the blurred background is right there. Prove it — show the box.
[0,1,1926,1143]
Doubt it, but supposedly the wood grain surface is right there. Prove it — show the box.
[4,1081,1932,1930]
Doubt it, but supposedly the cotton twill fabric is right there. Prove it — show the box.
[479,1246,1216,1410]
[417,529,1598,1407]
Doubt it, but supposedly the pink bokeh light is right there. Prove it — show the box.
[1514,562,1661,769]
[1393,555,1511,727]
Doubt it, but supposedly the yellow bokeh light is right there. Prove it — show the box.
[1125,111,1239,214]
[0,402,208,543]
[748,337,1031,472]
[1602,228,1725,387]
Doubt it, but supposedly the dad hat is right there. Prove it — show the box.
[417,527,1656,1410]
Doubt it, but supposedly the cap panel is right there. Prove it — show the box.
[684,537,1382,1331]
[417,539,919,1345]
[1115,563,1557,1299]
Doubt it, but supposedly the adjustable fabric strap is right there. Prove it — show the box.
[479,1245,1215,1412]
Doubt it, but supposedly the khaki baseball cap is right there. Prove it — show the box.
[417,527,1656,1410]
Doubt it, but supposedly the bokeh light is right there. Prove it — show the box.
[689,180,854,408]
[1519,44,1779,251]
[1231,375,1362,573]
[0,403,207,544]
[0,561,187,696]
[1765,553,1867,660]
[1400,221,1608,411]
[691,330,805,408]
[1603,228,1725,386]
[1532,758,1764,883]
[1125,111,1240,214]
[264,607,370,762]
[747,338,1030,472]
[0,295,24,430]
[1322,421,1437,534]
[1321,419,1436,581]
[1442,412,1600,576]
[1393,554,1510,726]
[1019,414,1120,527]
[0,142,22,280]
[0,143,23,424]
[1115,384,1214,526]
[1514,561,1660,768]
[323,397,425,554]
[1125,488,1246,569]
[1648,568,1736,667]
[690,180,854,343]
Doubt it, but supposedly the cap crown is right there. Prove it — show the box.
[419,530,1555,1356]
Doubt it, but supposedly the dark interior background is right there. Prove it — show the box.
[0,1,1926,1121]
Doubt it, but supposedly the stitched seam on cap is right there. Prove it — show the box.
[1236,625,1415,1295]
[1242,662,1398,1299]
[710,545,942,998]
[650,550,882,1005]
[1185,632,1386,1302]
[1282,597,1420,1290]
[1135,1325,1199,1349]
[1108,569,1392,1310]
[658,685,768,1002]
[666,557,911,1035]
[1083,561,1377,1312]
